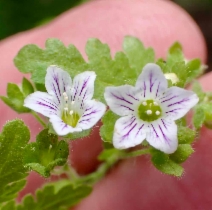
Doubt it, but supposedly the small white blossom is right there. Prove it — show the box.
[24,66,106,136]
[104,63,199,154]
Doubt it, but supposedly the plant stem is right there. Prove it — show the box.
[121,148,151,159]
[31,111,47,128]
[77,153,119,185]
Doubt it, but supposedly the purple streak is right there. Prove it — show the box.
[167,98,190,107]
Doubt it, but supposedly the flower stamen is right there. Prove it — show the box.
[146,110,152,115]
[138,99,162,122]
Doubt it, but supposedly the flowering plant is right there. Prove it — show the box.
[0,36,210,209]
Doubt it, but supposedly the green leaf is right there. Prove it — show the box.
[14,38,89,84]
[193,105,205,129]
[86,38,137,101]
[0,120,30,203]
[123,36,155,74]
[100,110,119,143]
[151,149,184,177]
[0,83,30,113]
[177,126,196,144]
[170,144,194,164]
[22,77,34,97]
[1,201,15,210]
[17,180,92,210]
[23,129,69,177]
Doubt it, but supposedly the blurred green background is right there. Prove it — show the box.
[0,0,211,66]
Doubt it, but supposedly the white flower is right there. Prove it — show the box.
[24,66,106,136]
[104,63,199,154]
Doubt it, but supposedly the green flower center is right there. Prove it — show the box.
[138,99,162,122]
[61,92,80,127]
[61,109,80,127]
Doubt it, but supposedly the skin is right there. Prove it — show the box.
[0,0,212,209]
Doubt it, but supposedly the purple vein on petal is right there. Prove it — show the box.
[167,98,190,107]
[118,104,134,111]
[159,93,172,101]
[81,89,88,108]
[160,95,178,103]
[159,124,170,145]
[73,81,79,101]
[79,118,92,124]
[52,83,60,104]
[36,101,57,111]
[79,76,90,97]
[135,124,144,137]
[38,98,58,109]
[127,93,139,101]
[165,108,181,113]
[124,117,136,129]
[82,109,98,117]
[156,82,160,98]
[143,82,146,98]
[151,124,159,138]
[62,123,68,131]
[52,71,61,96]
[149,71,154,92]
[111,93,133,105]
[161,119,167,129]
[121,123,137,142]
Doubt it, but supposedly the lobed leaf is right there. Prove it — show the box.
[23,129,69,177]
[0,120,30,203]
[16,180,92,210]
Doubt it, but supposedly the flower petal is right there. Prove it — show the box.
[50,115,82,136]
[24,92,58,117]
[104,85,139,116]
[135,63,167,99]
[113,115,147,149]
[146,119,178,154]
[45,66,72,104]
[77,100,106,130]
[71,71,96,102]
[159,86,199,120]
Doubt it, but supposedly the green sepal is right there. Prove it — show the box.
[16,180,92,210]
[177,125,196,144]
[193,105,205,129]
[21,77,34,97]
[100,110,119,143]
[0,120,30,203]
[23,129,69,177]
[151,149,184,177]
[0,83,30,113]
[123,36,155,75]
[170,144,194,164]
[192,81,206,102]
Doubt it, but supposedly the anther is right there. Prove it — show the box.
[146,110,152,115]
[71,101,75,105]
[70,110,73,115]
[156,111,160,115]
[142,101,147,106]
[153,102,158,106]
[63,92,67,97]
[64,107,68,111]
